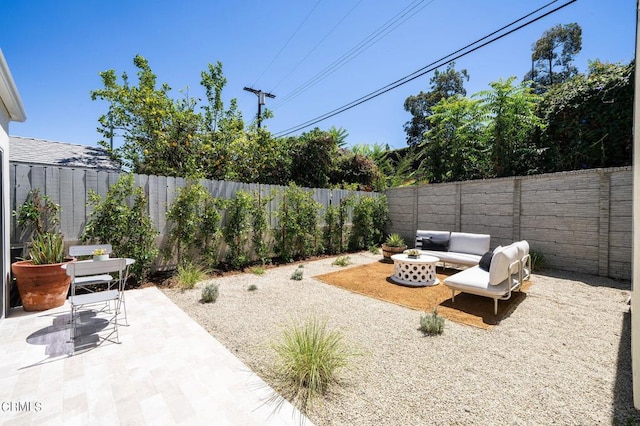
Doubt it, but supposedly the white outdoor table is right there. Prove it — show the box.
[390,253,440,287]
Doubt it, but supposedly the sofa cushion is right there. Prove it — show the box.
[489,244,519,286]
[444,266,512,297]
[418,250,481,266]
[415,230,450,250]
[449,232,490,256]
[478,251,493,272]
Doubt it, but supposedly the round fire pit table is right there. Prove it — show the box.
[390,253,440,287]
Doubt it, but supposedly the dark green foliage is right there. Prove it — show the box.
[420,95,487,183]
[537,60,633,171]
[251,190,272,264]
[323,197,351,255]
[83,174,158,281]
[478,77,544,177]
[164,181,222,267]
[14,189,61,238]
[222,190,253,269]
[329,150,383,191]
[275,184,322,262]
[349,195,388,250]
[525,23,582,93]
[404,62,469,147]
[288,128,338,188]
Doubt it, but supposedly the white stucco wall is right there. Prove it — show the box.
[0,49,26,319]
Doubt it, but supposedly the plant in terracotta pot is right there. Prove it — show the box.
[381,233,407,262]
[11,189,74,311]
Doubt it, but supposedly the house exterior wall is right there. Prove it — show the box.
[0,49,26,319]
[0,119,9,319]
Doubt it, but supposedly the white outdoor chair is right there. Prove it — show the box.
[66,258,127,352]
[68,244,114,292]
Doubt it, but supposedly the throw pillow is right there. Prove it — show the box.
[479,251,493,272]
[421,237,449,251]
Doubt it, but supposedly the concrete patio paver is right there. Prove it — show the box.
[0,286,311,425]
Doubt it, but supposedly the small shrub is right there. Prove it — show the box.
[420,308,445,336]
[530,250,547,271]
[177,262,206,290]
[271,316,357,412]
[201,283,219,303]
[248,284,258,291]
[368,245,381,255]
[291,266,304,281]
[332,256,352,267]
[251,266,266,275]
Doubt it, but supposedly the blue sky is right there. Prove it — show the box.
[1,0,636,150]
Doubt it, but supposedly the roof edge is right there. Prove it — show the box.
[0,49,26,122]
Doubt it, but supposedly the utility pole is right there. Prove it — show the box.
[243,87,275,128]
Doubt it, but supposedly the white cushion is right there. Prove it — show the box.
[489,244,519,286]
[449,232,490,256]
[420,250,481,266]
[444,266,512,297]
[513,240,529,261]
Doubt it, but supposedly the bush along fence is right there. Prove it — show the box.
[9,164,386,281]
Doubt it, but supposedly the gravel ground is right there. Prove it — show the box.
[162,252,639,425]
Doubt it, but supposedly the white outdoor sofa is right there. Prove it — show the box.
[443,240,531,314]
[415,230,490,267]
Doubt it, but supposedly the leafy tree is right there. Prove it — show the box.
[537,60,633,171]
[225,129,291,185]
[329,149,383,191]
[403,62,469,146]
[420,95,487,183]
[288,128,338,188]
[91,55,242,179]
[524,23,582,93]
[477,77,544,177]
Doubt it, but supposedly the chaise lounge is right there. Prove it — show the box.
[443,240,531,314]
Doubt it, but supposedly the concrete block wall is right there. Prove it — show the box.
[385,167,632,280]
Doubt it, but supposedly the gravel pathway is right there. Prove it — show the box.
[162,252,638,425]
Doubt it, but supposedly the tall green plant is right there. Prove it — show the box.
[165,180,222,267]
[477,77,543,177]
[323,197,352,254]
[222,190,253,269]
[349,195,388,250]
[14,188,60,238]
[275,184,322,262]
[83,173,158,280]
[251,189,272,264]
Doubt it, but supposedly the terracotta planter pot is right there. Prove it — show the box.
[382,244,407,262]
[11,260,73,311]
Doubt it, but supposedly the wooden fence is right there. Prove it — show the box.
[9,164,378,246]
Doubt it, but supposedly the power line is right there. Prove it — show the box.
[270,0,435,110]
[251,0,324,88]
[268,0,364,93]
[273,0,576,138]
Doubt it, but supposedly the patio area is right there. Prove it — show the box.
[0,286,311,425]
